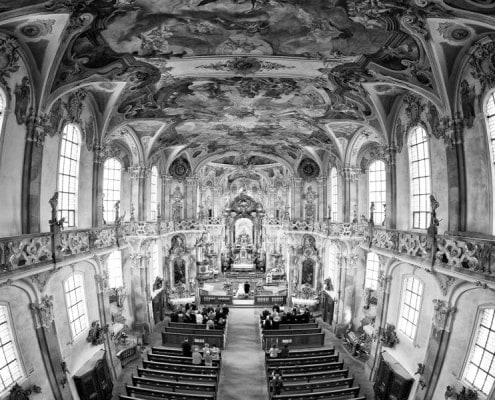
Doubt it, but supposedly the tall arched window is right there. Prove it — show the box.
[330,167,338,221]
[150,242,160,285]
[64,273,88,339]
[107,250,123,289]
[0,305,24,392]
[325,245,338,288]
[464,307,495,396]
[485,93,495,233]
[150,166,158,220]
[398,276,423,340]
[58,123,81,227]
[365,252,380,290]
[368,160,386,225]
[0,88,6,138]
[409,126,431,229]
[103,158,121,224]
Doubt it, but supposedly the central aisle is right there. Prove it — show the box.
[218,307,269,400]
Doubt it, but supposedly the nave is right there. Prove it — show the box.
[112,308,374,400]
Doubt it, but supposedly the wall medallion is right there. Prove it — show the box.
[298,158,320,180]
[169,157,191,180]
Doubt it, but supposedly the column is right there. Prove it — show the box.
[185,178,198,219]
[386,146,397,229]
[413,300,455,400]
[343,168,360,222]
[30,295,73,399]
[291,178,303,220]
[129,252,152,331]
[92,148,104,227]
[213,186,222,218]
[446,119,466,231]
[162,175,173,220]
[317,176,327,221]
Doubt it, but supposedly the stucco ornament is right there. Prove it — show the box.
[169,158,190,180]
[14,77,31,125]
[298,158,320,180]
[0,37,20,95]
[30,294,54,329]
[432,299,454,333]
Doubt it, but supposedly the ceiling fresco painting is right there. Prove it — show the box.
[0,0,478,171]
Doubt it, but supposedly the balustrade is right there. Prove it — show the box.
[0,219,492,283]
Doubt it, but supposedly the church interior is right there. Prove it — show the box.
[0,0,494,399]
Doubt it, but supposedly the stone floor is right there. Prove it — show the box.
[111,311,375,400]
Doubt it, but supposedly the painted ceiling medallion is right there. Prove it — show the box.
[18,19,55,39]
[298,158,320,180]
[169,157,191,181]
[196,57,295,75]
[437,22,472,43]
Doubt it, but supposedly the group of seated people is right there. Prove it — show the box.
[170,303,229,330]
[260,304,312,329]
[181,339,221,366]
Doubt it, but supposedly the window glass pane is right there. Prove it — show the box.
[398,276,423,340]
[107,251,123,289]
[0,305,24,392]
[103,158,122,224]
[57,124,81,228]
[150,166,158,220]
[326,245,337,285]
[368,161,386,225]
[330,168,338,221]
[150,242,160,284]
[365,252,380,290]
[464,308,495,395]
[408,126,431,229]
[64,273,88,339]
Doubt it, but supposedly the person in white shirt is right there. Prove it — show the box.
[195,311,204,324]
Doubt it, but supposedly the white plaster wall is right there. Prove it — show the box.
[384,264,439,400]
[395,147,410,231]
[39,134,59,233]
[46,261,103,400]
[0,103,26,236]
[78,146,93,228]
[0,285,53,399]
[433,288,495,399]
[429,136,449,235]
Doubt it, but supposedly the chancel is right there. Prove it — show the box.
[0,1,494,400]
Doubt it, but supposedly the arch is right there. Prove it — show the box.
[57,122,81,228]
[103,157,122,224]
[484,90,495,234]
[408,125,431,229]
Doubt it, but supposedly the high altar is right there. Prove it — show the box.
[222,193,266,272]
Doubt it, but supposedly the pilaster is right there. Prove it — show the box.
[292,178,303,219]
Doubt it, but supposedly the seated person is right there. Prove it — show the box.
[280,344,289,358]
[192,348,202,365]
[268,344,281,358]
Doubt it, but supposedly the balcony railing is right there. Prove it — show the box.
[0,219,493,283]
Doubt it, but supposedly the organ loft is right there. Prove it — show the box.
[0,1,493,400]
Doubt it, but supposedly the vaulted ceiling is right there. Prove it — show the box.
[0,0,493,172]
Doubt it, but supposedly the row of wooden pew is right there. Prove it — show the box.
[261,319,325,350]
[119,319,227,400]
[119,346,222,400]
[263,322,367,400]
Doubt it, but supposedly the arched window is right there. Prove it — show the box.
[463,307,495,396]
[365,252,380,290]
[150,166,158,220]
[330,167,338,221]
[150,242,160,284]
[107,250,123,289]
[64,273,88,339]
[408,126,431,229]
[484,93,495,233]
[0,305,24,392]
[103,158,121,224]
[325,245,338,288]
[368,160,386,225]
[398,276,423,340]
[0,88,6,138]
[58,123,81,227]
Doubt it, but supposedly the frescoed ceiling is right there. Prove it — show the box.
[0,0,485,170]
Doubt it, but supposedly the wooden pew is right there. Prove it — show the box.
[165,327,225,335]
[143,360,219,375]
[266,354,339,367]
[126,384,215,400]
[148,353,220,366]
[281,369,349,383]
[276,323,319,329]
[263,328,322,336]
[267,361,344,374]
[162,331,225,349]
[271,386,362,400]
[262,332,325,349]
[168,322,225,331]
[152,346,222,359]
[282,377,354,393]
[132,375,217,394]
[265,348,335,359]
[137,367,218,383]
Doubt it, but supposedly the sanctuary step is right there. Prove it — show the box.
[224,271,265,279]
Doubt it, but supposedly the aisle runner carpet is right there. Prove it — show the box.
[217,308,269,400]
